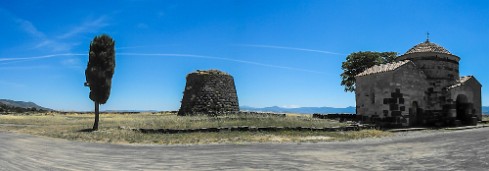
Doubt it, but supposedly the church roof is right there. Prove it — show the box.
[447,76,480,89]
[404,40,452,55]
[356,60,411,77]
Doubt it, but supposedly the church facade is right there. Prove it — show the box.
[355,39,482,127]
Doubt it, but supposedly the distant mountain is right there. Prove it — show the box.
[242,106,489,115]
[102,110,160,113]
[0,99,52,111]
[240,106,355,114]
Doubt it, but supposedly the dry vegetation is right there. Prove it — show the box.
[0,112,390,145]
[483,115,489,122]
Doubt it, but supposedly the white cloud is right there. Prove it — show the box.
[6,8,109,53]
[10,15,72,52]
[137,23,149,29]
[15,19,45,38]
[34,40,75,52]
[61,58,80,65]
[61,57,83,69]
[281,105,301,108]
[157,11,165,17]
[0,80,27,88]
[58,16,109,39]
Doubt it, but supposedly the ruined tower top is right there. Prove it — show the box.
[190,69,230,76]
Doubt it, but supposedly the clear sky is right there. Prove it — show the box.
[0,0,488,111]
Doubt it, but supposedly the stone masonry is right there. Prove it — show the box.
[178,69,239,116]
[355,39,482,127]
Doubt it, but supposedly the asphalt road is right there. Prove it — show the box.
[0,128,488,171]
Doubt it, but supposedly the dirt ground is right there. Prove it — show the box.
[1,127,488,170]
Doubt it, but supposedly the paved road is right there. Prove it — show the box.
[1,128,488,171]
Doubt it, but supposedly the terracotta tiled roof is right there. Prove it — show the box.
[404,40,452,55]
[447,76,474,89]
[356,60,411,77]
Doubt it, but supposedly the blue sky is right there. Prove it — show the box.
[0,0,488,111]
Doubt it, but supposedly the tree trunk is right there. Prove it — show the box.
[92,101,100,130]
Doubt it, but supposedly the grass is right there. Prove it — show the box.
[0,112,391,145]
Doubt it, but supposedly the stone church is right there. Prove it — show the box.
[355,39,482,127]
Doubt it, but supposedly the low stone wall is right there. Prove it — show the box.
[133,125,374,134]
[313,113,358,122]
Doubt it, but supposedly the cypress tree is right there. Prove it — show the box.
[85,34,115,130]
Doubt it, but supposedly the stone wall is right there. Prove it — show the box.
[447,77,482,121]
[178,70,239,116]
[412,59,459,86]
[356,62,430,126]
[356,62,481,127]
[357,42,481,127]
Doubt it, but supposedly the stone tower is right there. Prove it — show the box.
[178,69,239,116]
[396,39,460,88]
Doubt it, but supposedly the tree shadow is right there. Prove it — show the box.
[77,128,96,132]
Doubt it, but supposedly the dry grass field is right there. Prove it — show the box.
[0,112,390,145]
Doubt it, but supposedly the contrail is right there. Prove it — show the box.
[117,44,345,55]
[0,53,85,62]
[0,53,86,66]
[116,44,179,50]
[118,53,327,75]
[0,53,327,75]
[235,44,346,55]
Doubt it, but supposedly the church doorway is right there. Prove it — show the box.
[409,101,420,126]
[456,94,472,124]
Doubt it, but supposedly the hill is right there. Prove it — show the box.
[240,106,356,114]
[0,99,52,113]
